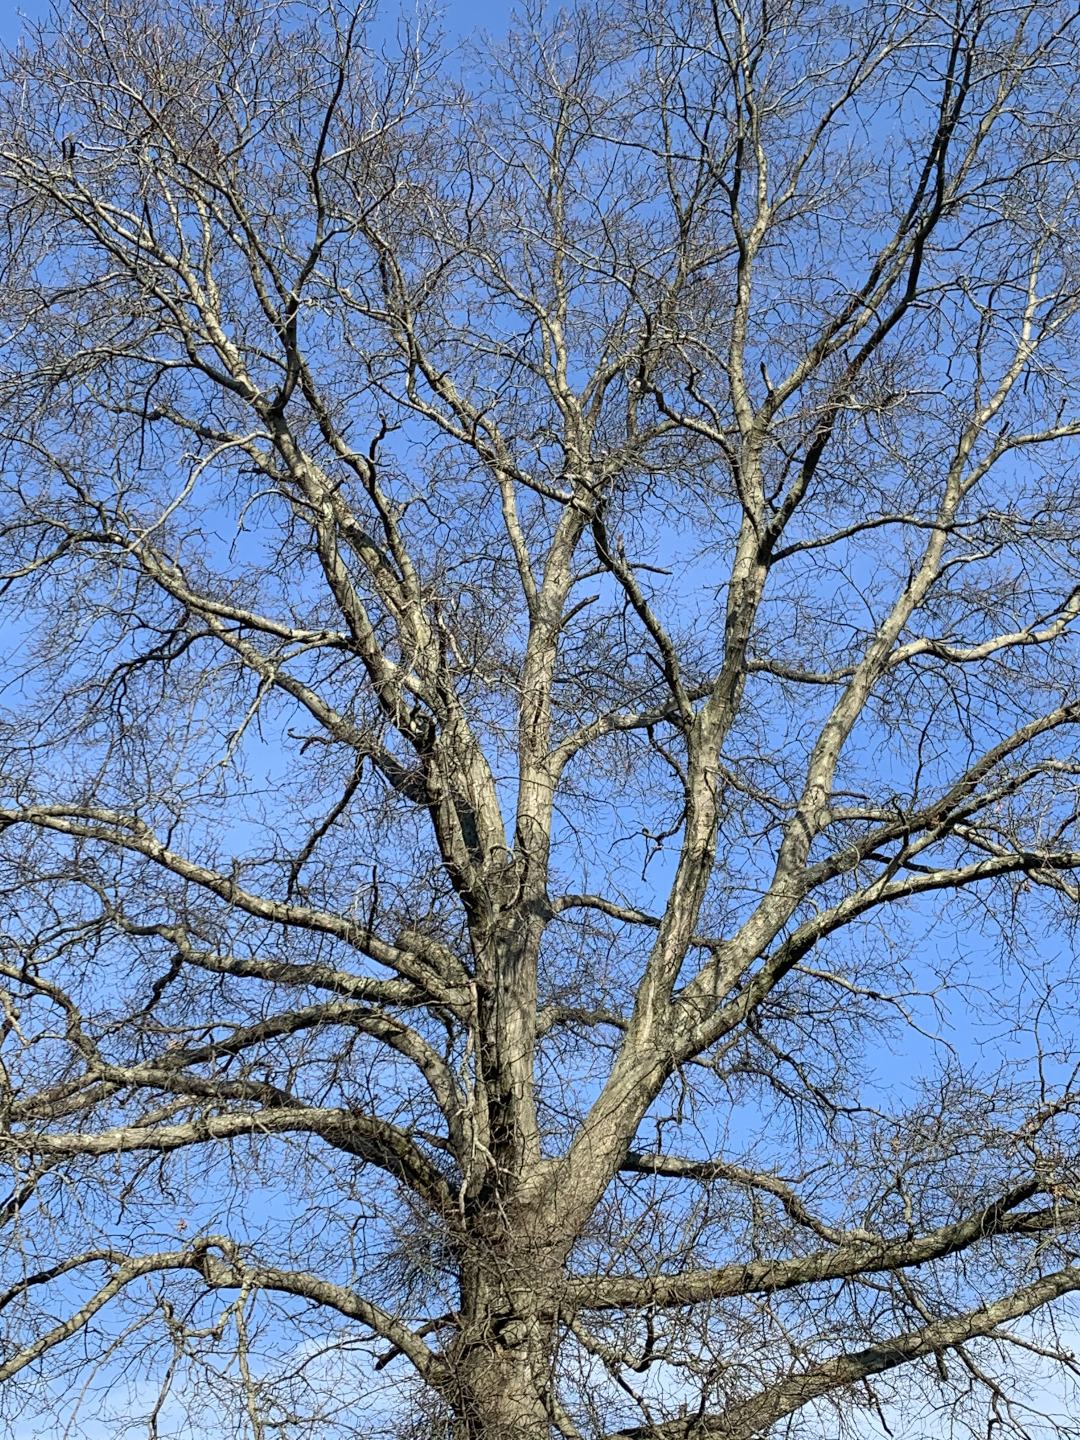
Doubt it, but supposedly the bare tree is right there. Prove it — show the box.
[4,0,1080,1435]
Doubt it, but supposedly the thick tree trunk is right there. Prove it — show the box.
[450,1336,555,1439]
[447,1240,559,1440]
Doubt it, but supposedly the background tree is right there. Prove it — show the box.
[4,0,1080,1435]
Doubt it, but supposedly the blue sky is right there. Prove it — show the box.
[0,0,44,40]
[0,0,520,48]
[3,3,1079,1434]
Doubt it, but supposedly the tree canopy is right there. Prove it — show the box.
[4,0,1080,1435]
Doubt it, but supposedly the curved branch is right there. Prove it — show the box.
[0,1240,447,1390]
[0,805,469,1007]
[193,1237,447,1384]
[568,1187,1076,1311]
[606,1261,1080,1439]
[6,1105,456,1212]
[620,1153,853,1244]
[0,1247,195,1384]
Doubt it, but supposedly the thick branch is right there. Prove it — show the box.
[568,1187,1076,1311]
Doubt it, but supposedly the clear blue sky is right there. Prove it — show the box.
[0,0,46,41]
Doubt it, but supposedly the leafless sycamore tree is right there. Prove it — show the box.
[4,0,1080,1435]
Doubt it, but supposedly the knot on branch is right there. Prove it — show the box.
[192,1235,244,1289]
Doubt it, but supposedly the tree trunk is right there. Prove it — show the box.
[451,1336,555,1439]
[447,1241,559,1440]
